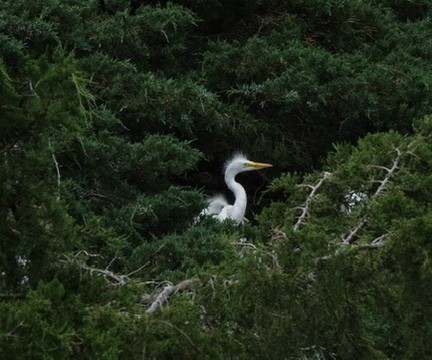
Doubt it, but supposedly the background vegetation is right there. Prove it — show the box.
[1,0,431,358]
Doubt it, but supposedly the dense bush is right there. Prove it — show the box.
[1,0,432,358]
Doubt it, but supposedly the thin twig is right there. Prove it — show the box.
[319,234,389,262]
[79,262,128,286]
[29,80,39,97]
[357,234,388,249]
[294,172,331,231]
[0,137,21,155]
[49,140,61,202]
[235,239,280,269]
[236,241,258,251]
[127,261,150,277]
[105,255,117,271]
[62,255,148,287]
[157,320,199,352]
[342,217,367,245]
[0,293,26,300]
[7,321,25,338]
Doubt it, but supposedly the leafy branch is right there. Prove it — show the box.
[341,148,401,245]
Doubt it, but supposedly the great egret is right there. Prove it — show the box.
[201,153,272,224]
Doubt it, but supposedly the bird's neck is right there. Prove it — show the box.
[225,171,247,216]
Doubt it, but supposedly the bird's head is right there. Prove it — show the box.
[225,153,273,175]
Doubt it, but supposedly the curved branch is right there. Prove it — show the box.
[294,172,331,231]
[146,279,196,314]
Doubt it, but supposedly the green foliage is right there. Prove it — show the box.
[1,0,432,358]
[0,279,80,359]
[253,117,432,357]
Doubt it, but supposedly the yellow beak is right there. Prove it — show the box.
[247,161,273,169]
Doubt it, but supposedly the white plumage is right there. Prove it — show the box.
[201,153,272,224]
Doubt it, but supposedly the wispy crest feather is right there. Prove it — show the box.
[224,152,248,171]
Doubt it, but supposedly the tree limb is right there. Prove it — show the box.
[341,217,367,245]
[7,321,24,339]
[236,239,280,269]
[49,140,61,202]
[0,293,26,300]
[370,148,401,198]
[78,262,129,286]
[62,254,149,287]
[294,171,331,231]
[340,148,401,245]
[319,234,389,262]
[146,279,196,314]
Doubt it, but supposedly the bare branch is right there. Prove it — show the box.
[357,234,388,249]
[73,250,103,259]
[1,137,22,155]
[319,233,389,262]
[294,172,331,231]
[62,254,148,287]
[78,262,129,287]
[371,233,388,246]
[236,238,280,269]
[340,148,402,245]
[145,282,174,313]
[127,261,150,277]
[49,140,61,202]
[105,255,117,271]
[271,229,287,242]
[357,243,385,250]
[157,320,199,352]
[7,321,25,339]
[235,241,258,251]
[29,80,39,97]
[0,293,26,300]
[341,217,367,245]
[372,148,401,198]
[297,184,316,190]
[146,279,196,314]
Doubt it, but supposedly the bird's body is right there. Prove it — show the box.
[200,194,229,218]
[201,153,272,224]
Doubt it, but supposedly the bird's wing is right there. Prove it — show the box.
[197,194,245,224]
[201,194,229,216]
[216,204,234,221]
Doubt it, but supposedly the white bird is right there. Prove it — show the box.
[201,153,272,224]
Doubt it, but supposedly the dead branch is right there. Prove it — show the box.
[1,137,22,156]
[340,148,401,245]
[271,229,287,242]
[357,234,388,249]
[146,279,196,314]
[62,254,149,287]
[319,233,389,262]
[371,148,401,198]
[236,239,280,269]
[294,171,331,231]
[341,217,367,245]
[77,262,129,286]
[49,140,61,202]
[236,240,258,251]
[29,80,39,97]
[7,321,25,339]
[157,320,199,352]
[0,293,26,300]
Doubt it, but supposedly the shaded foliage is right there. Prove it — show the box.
[1,0,432,358]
